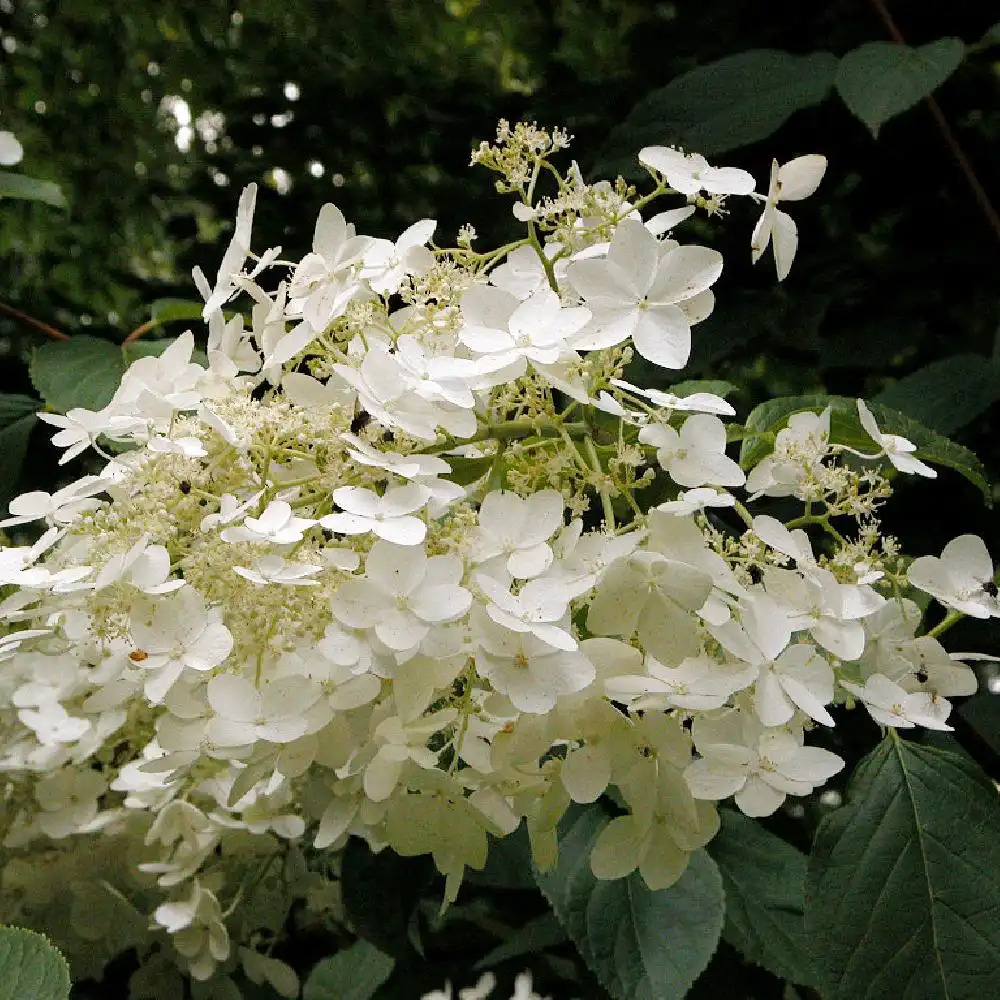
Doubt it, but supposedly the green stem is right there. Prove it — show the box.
[583,435,615,530]
[925,608,964,639]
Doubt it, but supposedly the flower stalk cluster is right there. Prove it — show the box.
[0,121,995,996]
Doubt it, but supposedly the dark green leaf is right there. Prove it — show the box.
[0,395,41,424]
[30,336,125,413]
[445,456,494,487]
[0,926,71,1000]
[707,810,815,986]
[534,805,725,1000]
[978,23,1000,49]
[835,39,966,137]
[473,912,568,971]
[806,734,1000,999]
[302,941,394,1000]
[340,838,436,959]
[595,49,837,175]
[738,393,991,503]
[873,354,1000,436]
[669,379,737,400]
[149,298,207,323]
[465,825,536,890]
[0,173,67,208]
[0,415,36,507]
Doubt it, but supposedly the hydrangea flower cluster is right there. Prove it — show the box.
[0,121,995,996]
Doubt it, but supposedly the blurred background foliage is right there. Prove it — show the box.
[2,1,1000,996]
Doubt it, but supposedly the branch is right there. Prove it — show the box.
[868,0,1000,244]
[0,301,70,341]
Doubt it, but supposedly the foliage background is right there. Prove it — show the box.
[2,1,999,997]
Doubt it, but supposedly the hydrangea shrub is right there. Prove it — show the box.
[1,121,997,998]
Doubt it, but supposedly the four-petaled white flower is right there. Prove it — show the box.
[567,218,722,369]
[472,490,565,578]
[751,155,827,281]
[639,146,756,197]
[841,674,953,730]
[130,588,235,704]
[321,483,430,545]
[908,534,1000,618]
[856,400,936,478]
[686,713,843,816]
[221,500,317,545]
[331,541,471,653]
[639,414,746,488]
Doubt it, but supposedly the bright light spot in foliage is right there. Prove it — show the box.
[269,167,292,195]
[308,160,324,178]
[283,81,300,101]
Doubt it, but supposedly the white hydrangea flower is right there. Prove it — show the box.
[686,713,843,816]
[472,490,565,579]
[841,674,953,730]
[908,534,1000,619]
[856,399,936,478]
[566,218,722,369]
[129,588,234,704]
[220,499,317,545]
[331,540,471,654]
[639,414,746,488]
[639,145,756,197]
[751,154,827,281]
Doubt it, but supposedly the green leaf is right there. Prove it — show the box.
[873,354,1000,436]
[835,39,966,137]
[595,49,837,174]
[738,393,991,503]
[806,734,1000,999]
[302,941,394,1000]
[533,805,725,1000]
[473,912,568,972]
[707,810,815,986]
[0,926,71,1000]
[445,456,494,487]
[340,837,436,959]
[30,336,125,413]
[0,414,36,507]
[978,22,1000,49]
[0,173,67,208]
[669,379,737,400]
[0,395,41,424]
[465,825,537,890]
[149,298,207,323]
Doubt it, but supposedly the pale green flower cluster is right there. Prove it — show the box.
[0,120,994,997]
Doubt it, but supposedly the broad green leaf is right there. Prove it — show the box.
[534,805,725,1000]
[806,734,1000,999]
[738,393,991,503]
[0,414,36,506]
[0,173,67,208]
[0,395,41,424]
[978,22,1000,49]
[445,456,493,487]
[466,825,537,890]
[340,837,436,959]
[0,926,71,1000]
[595,49,837,175]
[30,336,125,413]
[150,298,207,323]
[835,39,966,137]
[472,912,568,972]
[706,810,814,986]
[302,941,394,1000]
[873,354,1000,436]
[669,379,737,400]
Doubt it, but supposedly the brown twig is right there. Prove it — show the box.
[121,318,158,345]
[0,300,70,341]
[868,0,1000,244]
